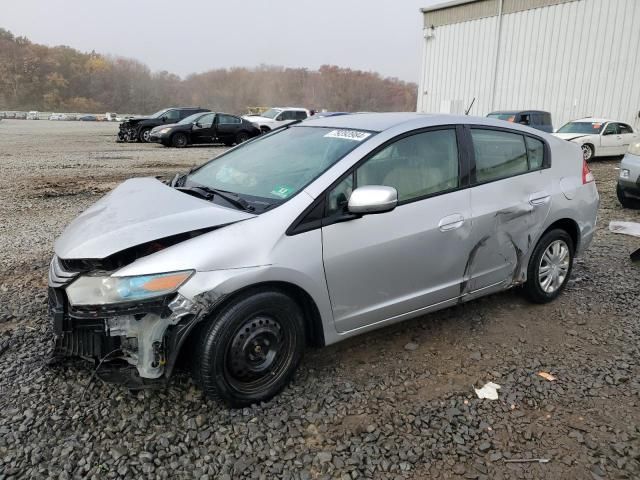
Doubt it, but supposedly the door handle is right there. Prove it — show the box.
[529,192,550,206]
[438,214,465,232]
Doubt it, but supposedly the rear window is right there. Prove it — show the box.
[472,129,528,183]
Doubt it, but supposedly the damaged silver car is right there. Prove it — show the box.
[49,113,599,406]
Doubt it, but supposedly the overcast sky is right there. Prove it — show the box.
[3,0,442,83]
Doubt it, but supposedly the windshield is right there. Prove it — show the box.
[187,126,374,203]
[557,121,605,134]
[150,108,169,118]
[487,113,516,122]
[260,108,282,119]
[178,112,205,125]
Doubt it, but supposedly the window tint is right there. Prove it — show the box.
[526,137,544,170]
[198,113,215,128]
[356,129,459,202]
[327,174,354,217]
[603,123,620,135]
[218,114,241,125]
[471,129,528,183]
[293,111,308,120]
[164,109,181,122]
[619,123,633,134]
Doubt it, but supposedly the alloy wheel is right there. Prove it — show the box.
[538,239,570,294]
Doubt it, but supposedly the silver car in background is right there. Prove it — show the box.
[617,141,640,208]
[49,113,599,406]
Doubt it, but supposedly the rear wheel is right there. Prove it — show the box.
[523,229,574,304]
[194,290,305,407]
[581,144,594,161]
[139,127,151,143]
[617,184,640,209]
[171,132,188,148]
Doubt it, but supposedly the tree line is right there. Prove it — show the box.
[0,28,417,115]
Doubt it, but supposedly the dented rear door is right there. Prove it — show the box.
[464,127,552,294]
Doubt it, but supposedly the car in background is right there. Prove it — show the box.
[242,107,310,133]
[5,112,16,119]
[553,118,638,161]
[27,111,39,120]
[149,112,260,147]
[487,110,553,133]
[15,112,27,120]
[617,141,640,208]
[49,113,62,120]
[49,113,598,406]
[311,112,350,118]
[105,112,118,122]
[78,115,97,121]
[117,107,210,143]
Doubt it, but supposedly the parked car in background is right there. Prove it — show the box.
[5,112,16,119]
[15,112,27,120]
[242,107,310,133]
[105,112,118,122]
[49,113,61,120]
[117,107,210,143]
[487,110,553,133]
[553,118,638,161]
[78,115,97,121]
[149,112,260,147]
[27,111,39,120]
[311,112,350,118]
[617,141,640,208]
[49,113,598,406]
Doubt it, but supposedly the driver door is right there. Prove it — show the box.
[191,113,216,144]
[321,127,472,333]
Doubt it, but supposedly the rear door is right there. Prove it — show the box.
[321,126,472,333]
[191,113,216,144]
[465,127,552,295]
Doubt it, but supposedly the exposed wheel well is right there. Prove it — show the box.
[194,282,325,348]
[540,218,580,252]
[260,126,271,133]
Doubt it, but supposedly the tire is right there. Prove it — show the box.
[236,131,250,144]
[194,290,305,407]
[171,132,188,148]
[260,126,271,134]
[523,229,574,304]
[617,184,640,209]
[139,127,151,143]
[581,144,594,162]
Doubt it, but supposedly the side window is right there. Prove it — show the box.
[544,113,552,125]
[326,174,354,217]
[218,114,241,125]
[277,111,290,121]
[471,129,528,183]
[164,109,181,122]
[526,137,545,170]
[356,129,459,202]
[531,114,542,125]
[293,111,308,120]
[603,123,619,135]
[619,123,633,134]
[519,113,531,126]
[198,113,215,128]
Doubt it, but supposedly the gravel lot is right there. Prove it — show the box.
[0,119,639,480]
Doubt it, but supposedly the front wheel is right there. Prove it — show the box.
[581,144,594,161]
[236,131,250,144]
[139,127,151,143]
[195,290,306,407]
[171,132,188,148]
[523,229,574,304]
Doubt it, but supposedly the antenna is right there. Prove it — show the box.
[465,97,476,116]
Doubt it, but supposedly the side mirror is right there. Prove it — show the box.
[348,186,398,215]
[162,116,167,122]
[194,122,201,128]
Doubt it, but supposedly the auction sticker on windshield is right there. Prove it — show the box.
[324,130,372,141]
[271,186,294,199]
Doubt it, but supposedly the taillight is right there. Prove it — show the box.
[582,159,594,184]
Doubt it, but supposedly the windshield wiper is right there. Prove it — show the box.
[176,186,254,212]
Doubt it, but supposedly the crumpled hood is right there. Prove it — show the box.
[55,177,255,259]
[552,133,590,142]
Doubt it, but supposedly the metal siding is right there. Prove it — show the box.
[418,0,640,129]
[503,0,578,14]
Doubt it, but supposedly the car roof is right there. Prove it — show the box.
[300,112,543,133]
[489,110,550,115]
[572,117,615,123]
[272,107,307,111]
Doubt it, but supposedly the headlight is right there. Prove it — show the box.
[66,270,193,306]
[620,169,630,179]
[628,142,640,156]
[159,127,171,134]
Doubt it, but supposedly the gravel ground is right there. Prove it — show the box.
[0,119,639,480]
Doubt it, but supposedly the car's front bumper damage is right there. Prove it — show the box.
[48,257,211,385]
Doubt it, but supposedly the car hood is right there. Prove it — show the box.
[552,133,591,142]
[151,123,179,132]
[55,177,256,259]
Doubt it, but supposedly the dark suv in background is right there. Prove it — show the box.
[117,107,210,142]
[487,110,553,133]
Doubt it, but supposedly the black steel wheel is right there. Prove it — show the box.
[171,132,188,148]
[194,289,305,407]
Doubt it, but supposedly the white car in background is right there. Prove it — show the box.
[553,118,638,161]
[242,107,310,133]
[27,111,39,120]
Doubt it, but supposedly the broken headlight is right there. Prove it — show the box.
[66,271,193,306]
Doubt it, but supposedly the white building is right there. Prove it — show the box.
[418,0,640,129]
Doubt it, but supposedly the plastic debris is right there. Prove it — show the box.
[537,371,556,381]
[474,382,501,400]
[609,221,640,238]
